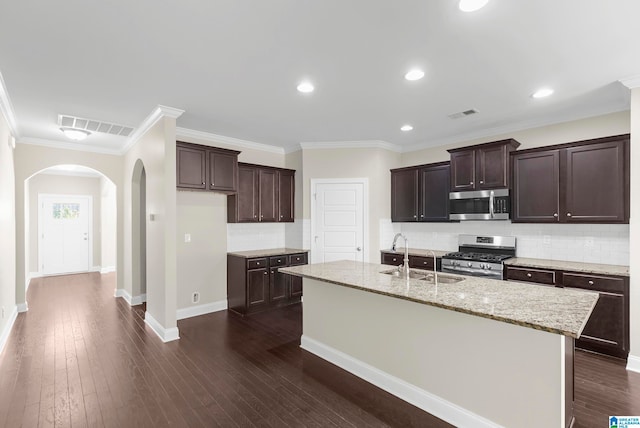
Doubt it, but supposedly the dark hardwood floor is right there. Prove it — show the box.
[0,272,638,427]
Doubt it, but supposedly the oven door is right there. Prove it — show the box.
[449,189,510,221]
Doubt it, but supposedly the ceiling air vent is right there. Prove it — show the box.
[448,109,479,120]
[58,114,134,137]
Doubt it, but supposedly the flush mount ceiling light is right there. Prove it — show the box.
[297,81,315,93]
[60,127,91,141]
[404,69,425,81]
[532,88,554,98]
[401,124,414,132]
[459,0,489,12]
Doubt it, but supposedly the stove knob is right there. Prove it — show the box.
[468,262,473,267]
[486,265,492,270]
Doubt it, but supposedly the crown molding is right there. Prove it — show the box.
[121,105,185,154]
[176,127,285,155]
[619,75,640,89]
[18,137,122,155]
[299,140,401,152]
[402,103,629,154]
[0,70,19,137]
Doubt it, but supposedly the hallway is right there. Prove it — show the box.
[0,273,638,427]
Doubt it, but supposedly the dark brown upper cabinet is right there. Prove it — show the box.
[448,139,521,191]
[176,141,240,193]
[391,161,451,222]
[512,134,629,223]
[228,163,296,223]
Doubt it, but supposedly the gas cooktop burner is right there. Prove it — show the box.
[444,252,513,263]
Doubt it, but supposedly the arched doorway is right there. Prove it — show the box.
[131,159,147,303]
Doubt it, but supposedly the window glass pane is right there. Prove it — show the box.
[53,203,80,219]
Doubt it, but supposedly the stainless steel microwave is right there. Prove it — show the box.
[449,189,510,220]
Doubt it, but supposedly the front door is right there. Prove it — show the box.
[39,194,91,275]
[312,180,366,263]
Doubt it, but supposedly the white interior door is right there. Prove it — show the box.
[312,180,366,263]
[39,194,91,275]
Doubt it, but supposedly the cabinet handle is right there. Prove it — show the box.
[424,261,428,265]
[588,280,594,285]
[277,259,281,262]
[479,180,483,184]
[553,213,558,218]
[470,181,474,185]
[420,214,424,218]
[280,215,283,218]
[256,262,260,265]
[264,271,268,275]
[413,215,417,218]
[211,182,214,186]
[201,181,205,185]
[526,273,532,278]
[567,213,572,217]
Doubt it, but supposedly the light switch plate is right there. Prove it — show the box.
[184,233,191,243]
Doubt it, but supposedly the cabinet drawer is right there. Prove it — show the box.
[269,256,288,267]
[409,255,435,270]
[247,258,267,270]
[562,273,625,294]
[381,253,403,266]
[289,253,308,266]
[506,266,556,285]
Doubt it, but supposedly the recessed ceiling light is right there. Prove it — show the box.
[404,69,425,81]
[459,0,489,12]
[532,88,554,99]
[60,127,91,141]
[401,125,414,132]
[297,82,314,93]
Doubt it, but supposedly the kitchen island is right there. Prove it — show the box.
[280,260,599,428]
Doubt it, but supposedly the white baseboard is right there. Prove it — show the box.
[100,266,116,274]
[300,335,500,428]
[144,311,180,343]
[177,300,227,320]
[90,265,101,273]
[17,302,28,313]
[114,289,146,306]
[627,354,640,373]
[130,293,146,306]
[0,306,18,356]
[114,288,126,298]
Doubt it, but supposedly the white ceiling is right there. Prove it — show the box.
[1,0,639,154]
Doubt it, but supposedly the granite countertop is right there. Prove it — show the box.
[504,257,629,277]
[280,260,599,338]
[381,248,450,258]
[228,248,309,258]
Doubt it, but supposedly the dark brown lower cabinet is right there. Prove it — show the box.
[227,251,308,316]
[505,265,629,359]
[380,251,440,271]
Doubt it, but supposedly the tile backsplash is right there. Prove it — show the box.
[227,219,311,252]
[380,219,629,266]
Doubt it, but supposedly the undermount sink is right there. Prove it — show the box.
[381,269,465,284]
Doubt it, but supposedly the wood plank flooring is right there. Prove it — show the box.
[0,272,638,427]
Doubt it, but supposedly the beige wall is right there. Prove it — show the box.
[401,111,630,166]
[0,112,16,337]
[13,143,124,307]
[301,147,401,261]
[28,174,102,273]
[100,177,117,270]
[629,89,640,370]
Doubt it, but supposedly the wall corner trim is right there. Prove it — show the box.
[299,140,401,152]
[0,306,18,356]
[300,335,500,428]
[0,70,19,137]
[17,302,28,313]
[619,75,640,89]
[121,104,185,154]
[176,127,285,155]
[176,300,228,320]
[626,355,640,373]
[144,312,180,343]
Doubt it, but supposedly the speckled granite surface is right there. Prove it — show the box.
[380,248,449,258]
[504,257,629,277]
[280,260,599,338]
[228,248,308,258]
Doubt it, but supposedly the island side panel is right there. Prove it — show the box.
[301,278,570,428]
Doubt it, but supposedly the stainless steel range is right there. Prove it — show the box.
[441,235,516,280]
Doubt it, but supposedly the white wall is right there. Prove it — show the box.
[28,174,102,274]
[0,110,16,349]
[100,176,117,272]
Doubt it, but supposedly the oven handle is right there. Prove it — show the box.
[489,190,495,219]
[442,266,502,278]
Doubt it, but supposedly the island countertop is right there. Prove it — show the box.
[227,248,308,258]
[280,260,599,338]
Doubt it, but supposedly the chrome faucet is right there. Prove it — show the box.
[425,249,437,282]
[391,233,410,275]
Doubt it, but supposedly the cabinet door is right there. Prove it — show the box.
[419,164,450,222]
[237,166,259,222]
[247,268,269,308]
[564,141,626,223]
[259,169,278,222]
[176,145,206,189]
[270,267,289,303]
[290,276,303,298]
[512,150,560,222]
[476,145,508,189]
[390,168,418,222]
[277,170,295,222]
[381,252,403,266]
[409,255,435,270]
[450,150,476,191]
[208,151,237,192]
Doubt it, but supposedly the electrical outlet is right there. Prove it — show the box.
[184,233,191,243]
[192,292,200,304]
[585,236,595,247]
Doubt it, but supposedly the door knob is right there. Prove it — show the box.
[567,213,572,217]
